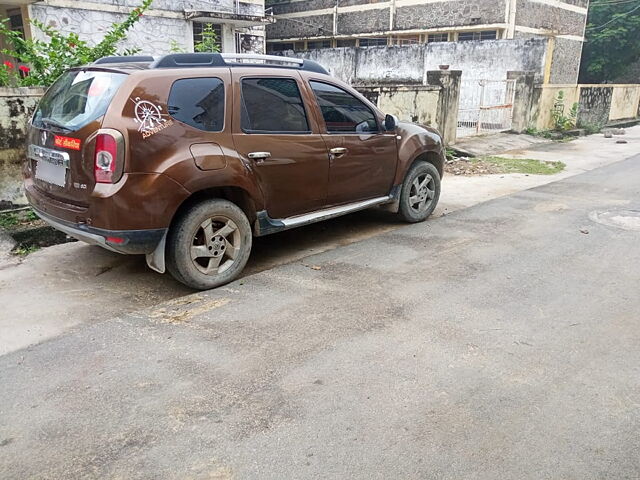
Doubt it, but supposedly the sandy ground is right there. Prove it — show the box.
[0,127,638,355]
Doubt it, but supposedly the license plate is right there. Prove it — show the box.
[35,160,67,187]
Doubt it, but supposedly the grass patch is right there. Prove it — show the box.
[13,244,40,256]
[0,212,20,229]
[478,156,566,175]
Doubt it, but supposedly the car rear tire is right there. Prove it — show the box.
[166,199,252,290]
[397,161,441,223]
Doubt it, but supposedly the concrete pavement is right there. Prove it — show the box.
[1,127,638,356]
[1,155,639,479]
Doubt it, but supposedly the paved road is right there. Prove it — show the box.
[1,156,639,479]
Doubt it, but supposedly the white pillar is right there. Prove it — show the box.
[221,23,236,53]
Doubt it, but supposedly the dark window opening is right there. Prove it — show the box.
[428,33,449,43]
[458,30,497,42]
[241,78,310,133]
[337,39,356,48]
[168,78,225,132]
[268,42,294,53]
[310,81,379,134]
[307,40,331,50]
[359,37,387,47]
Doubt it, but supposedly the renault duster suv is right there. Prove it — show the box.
[25,53,444,290]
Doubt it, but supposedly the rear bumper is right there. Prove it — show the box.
[33,207,166,255]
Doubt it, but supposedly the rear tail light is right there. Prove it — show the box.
[94,132,123,184]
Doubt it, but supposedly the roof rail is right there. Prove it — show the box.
[150,52,329,75]
[94,55,155,65]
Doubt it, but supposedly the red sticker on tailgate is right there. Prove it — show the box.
[54,135,81,151]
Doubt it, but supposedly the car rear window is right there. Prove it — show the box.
[33,70,127,132]
[167,77,225,132]
[240,78,310,134]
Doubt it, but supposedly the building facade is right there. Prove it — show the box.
[265,0,590,84]
[1,0,273,56]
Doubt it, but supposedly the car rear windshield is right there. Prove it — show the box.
[33,70,127,132]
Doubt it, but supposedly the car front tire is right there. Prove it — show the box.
[398,161,441,223]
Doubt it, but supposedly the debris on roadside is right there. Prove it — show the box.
[445,154,565,176]
[604,128,626,139]
[580,228,589,234]
[445,156,502,176]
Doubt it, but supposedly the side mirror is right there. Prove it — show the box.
[384,114,398,131]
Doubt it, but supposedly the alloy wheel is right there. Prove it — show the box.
[190,216,241,275]
[408,173,435,213]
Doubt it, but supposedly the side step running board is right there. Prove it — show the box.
[255,195,393,236]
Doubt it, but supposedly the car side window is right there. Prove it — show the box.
[241,78,310,133]
[167,77,225,132]
[309,81,379,134]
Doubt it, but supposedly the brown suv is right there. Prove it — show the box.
[24,53,444,289]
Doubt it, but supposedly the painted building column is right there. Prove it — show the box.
[426,70,462,145]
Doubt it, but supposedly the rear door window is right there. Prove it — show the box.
[309,81,379,134]
[33,70,127,132]
[167,77,225,132]
[240,78,310,133]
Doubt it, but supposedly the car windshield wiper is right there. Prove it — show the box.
[39,117,74,133]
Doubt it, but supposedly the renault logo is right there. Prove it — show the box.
[41,130,48,145]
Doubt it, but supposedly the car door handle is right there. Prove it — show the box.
[248,151,271,160]
[329,147,348,157]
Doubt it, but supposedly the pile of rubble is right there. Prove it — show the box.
[444,156,502,176]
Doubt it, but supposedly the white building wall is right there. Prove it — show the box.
[27,0,266,55]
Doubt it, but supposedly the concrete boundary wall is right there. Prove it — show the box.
[356,70,462,145]
[0,87,44,204]
[529,84,640,131]
[285,38,549,86]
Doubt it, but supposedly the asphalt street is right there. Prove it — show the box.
[1,155,639,479]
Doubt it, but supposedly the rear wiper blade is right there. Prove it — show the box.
[39,117,73,132]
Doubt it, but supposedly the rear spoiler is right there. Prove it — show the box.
[93,56,155,65]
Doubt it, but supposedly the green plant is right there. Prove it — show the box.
[0,0,153,87]
[580,122,604,135]
[169,39,185,53]
[0,212,19,228]
[12,244,40,256]
[551,91,579,132]
[194,23,221,53]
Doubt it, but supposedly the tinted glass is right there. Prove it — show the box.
[168,78,224,132]
[310,81,379,133]
[241,78,309,133]
[33,70,126,131]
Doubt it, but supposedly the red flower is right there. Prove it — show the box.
[19,65,30,74]
[3,61,14,69]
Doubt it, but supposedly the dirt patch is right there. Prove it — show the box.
[445,158,503,176]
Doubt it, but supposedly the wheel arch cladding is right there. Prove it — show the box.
[169,186,258,232]
[411,150,444,178]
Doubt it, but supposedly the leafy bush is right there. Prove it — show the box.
[0,0,152,87]
[551,91,579,132]
[194,23,221,53]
